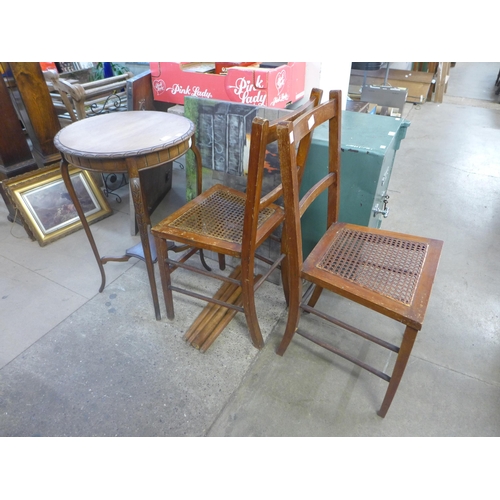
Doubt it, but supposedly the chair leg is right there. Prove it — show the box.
[218,253,226,271]
[276,279,303,356]
[155,235,175,320]
[377,325,418,418]
[280,254,290,307]
[199,249,212,271]
[307,284,324,308]
[280,232,290,307]
[240,261,264,349]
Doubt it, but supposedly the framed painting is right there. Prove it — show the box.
[3,164,112,246]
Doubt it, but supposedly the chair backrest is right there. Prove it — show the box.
[277,89,342,266]
[44,69,133,121]
[241,88,323,256]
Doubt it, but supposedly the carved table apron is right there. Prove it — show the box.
[54,111,197,320]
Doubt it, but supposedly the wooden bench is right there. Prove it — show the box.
[44,69,133,123]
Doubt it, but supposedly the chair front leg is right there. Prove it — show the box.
[218,253,226,271]
[307,284,324,308]
[377,325,418,418]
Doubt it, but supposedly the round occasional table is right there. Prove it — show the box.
[54,111,200,320]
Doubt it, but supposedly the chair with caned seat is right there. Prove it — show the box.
[276,90,443,416]
[151,89,323,350]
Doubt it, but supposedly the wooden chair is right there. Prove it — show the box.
[276,90,443,417]
[151,89,323,350]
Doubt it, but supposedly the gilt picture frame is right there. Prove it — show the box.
[3,164,112,246]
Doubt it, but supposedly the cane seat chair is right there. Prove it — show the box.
[276,90,443,416]
[151,89,323,350]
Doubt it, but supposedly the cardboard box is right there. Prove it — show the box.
[349,67,434,103]
[149,62,306,108]
[214,62,258,74]
[40,62,58,71]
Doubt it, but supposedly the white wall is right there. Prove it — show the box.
[298,62,414,109]
[385,62,412,70]
[293,62,352,110]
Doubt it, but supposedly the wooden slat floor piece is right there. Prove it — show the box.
[183,266,262,352]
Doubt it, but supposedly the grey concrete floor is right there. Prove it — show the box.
[1,63,500,441]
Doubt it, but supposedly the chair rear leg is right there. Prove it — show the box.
[241,265,264,349]
[276,279,303,356]
[377,325,418,417]
[155,235,175,320]
[280,227,290,306]
[280,255,290,307]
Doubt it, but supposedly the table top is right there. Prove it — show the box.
[54,111,195,159]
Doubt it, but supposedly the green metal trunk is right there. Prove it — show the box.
[301,110,410,257]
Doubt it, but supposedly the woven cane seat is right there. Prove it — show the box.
[169,188,275,244]
[316,227,428,305]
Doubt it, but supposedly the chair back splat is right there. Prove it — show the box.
[151,88,323,351]
[276,90,443,417]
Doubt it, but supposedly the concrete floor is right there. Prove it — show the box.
[1,62,500,438]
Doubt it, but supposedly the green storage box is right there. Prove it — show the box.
[301,110,410,257]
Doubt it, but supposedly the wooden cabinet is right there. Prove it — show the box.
[7,62,62,167]
[0,72,38,225]
[0,62,61,230]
